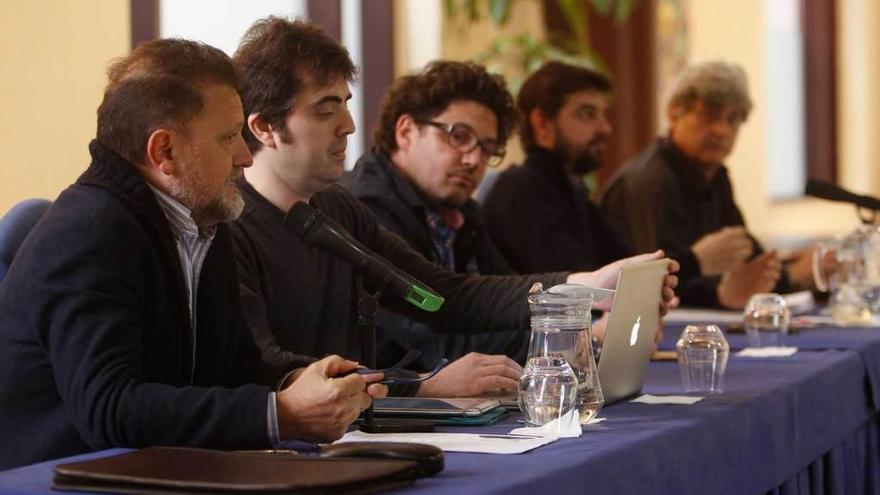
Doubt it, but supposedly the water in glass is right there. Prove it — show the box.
[518,356,578,427]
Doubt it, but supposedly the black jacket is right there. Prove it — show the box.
[0,142,274,470]
[482,146,633,274]
[341,149,529,369]
[600,137,789,307]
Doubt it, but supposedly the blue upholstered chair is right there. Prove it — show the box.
[473,168,501,205]
[0,199,52,282]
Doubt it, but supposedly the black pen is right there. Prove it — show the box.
[478,434,542,440]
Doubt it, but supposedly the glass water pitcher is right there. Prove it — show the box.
[519,283,603,426]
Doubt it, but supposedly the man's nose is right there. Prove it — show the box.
[339,109,356,136]
[235,135,253,168]
[461,146,483,169]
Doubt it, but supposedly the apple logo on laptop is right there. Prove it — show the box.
[629,316,641,347]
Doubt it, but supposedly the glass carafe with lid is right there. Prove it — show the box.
[814,225,880,324]
[520,283,603,425]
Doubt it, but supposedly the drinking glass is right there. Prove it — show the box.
[518,356,578,427]
[743,293,790,347]
[676,325,729,393]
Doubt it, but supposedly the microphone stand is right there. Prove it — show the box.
[357,278,434,433]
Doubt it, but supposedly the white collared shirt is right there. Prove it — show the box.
[148,185,216,383]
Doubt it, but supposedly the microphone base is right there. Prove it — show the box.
[359,418,436,433]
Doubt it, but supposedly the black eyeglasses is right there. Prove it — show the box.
[418,120,506,167]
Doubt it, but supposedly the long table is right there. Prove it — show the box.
[3,324,880,494]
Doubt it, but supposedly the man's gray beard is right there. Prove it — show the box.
[170,179,245,226]
[198,190,245,224]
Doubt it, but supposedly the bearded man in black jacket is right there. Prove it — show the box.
[0,38,382,470]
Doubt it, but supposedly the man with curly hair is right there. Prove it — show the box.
[342,60,527,375]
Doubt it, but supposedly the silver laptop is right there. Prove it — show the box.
[597,258,670,404]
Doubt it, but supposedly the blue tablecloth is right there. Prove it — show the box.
[663,323,880,410]
[2,328,879,495]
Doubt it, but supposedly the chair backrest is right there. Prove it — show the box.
[473,168,501,205]
[0,199,52,282]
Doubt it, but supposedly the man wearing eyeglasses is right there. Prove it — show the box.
[341,61,529,380]
[599,61,810,309]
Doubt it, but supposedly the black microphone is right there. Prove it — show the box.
[286,201,444,312]
[805,179,880,211]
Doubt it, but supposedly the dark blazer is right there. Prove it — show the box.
[0,141,274,470]
[340,149,529,369]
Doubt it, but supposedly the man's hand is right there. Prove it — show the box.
[566,251,679,313]
[692,226,753,276]
[275,355,386,443]
[592,312,609,345]
[416,353,522,397]
[717,251,782,309]
[784,246,816,290]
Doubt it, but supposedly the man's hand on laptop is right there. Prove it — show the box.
[416,353,522,397]
[592,312,609,345]
[566,251,680,313]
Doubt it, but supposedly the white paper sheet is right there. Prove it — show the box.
[631,394,704,405]
[336,430,556,454]
[736,346,798,357]
[508,409,584,438]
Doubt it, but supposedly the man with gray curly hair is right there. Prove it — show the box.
[601,61,810,309]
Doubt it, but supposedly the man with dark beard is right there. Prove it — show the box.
[482,62,633,273]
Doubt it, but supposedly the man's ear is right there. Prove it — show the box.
[247,113,277,149]
[666,103,682,128]
[394,114,418,152]
[145,129,177,176]
[528,109,554,148]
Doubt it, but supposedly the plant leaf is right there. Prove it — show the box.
[443,0,457,19]
[466,0,480,21]
[488,0,513,25]
[614,0,640,23]
[555,0,587,41]
[589,0,613,16]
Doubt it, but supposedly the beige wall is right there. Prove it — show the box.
[0,1,130,214]
[686,0,871,247]
[837,0,880,198]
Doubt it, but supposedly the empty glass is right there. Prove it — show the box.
[521,283,603,425]
[676,325,729,393]
[743,293,790,347]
